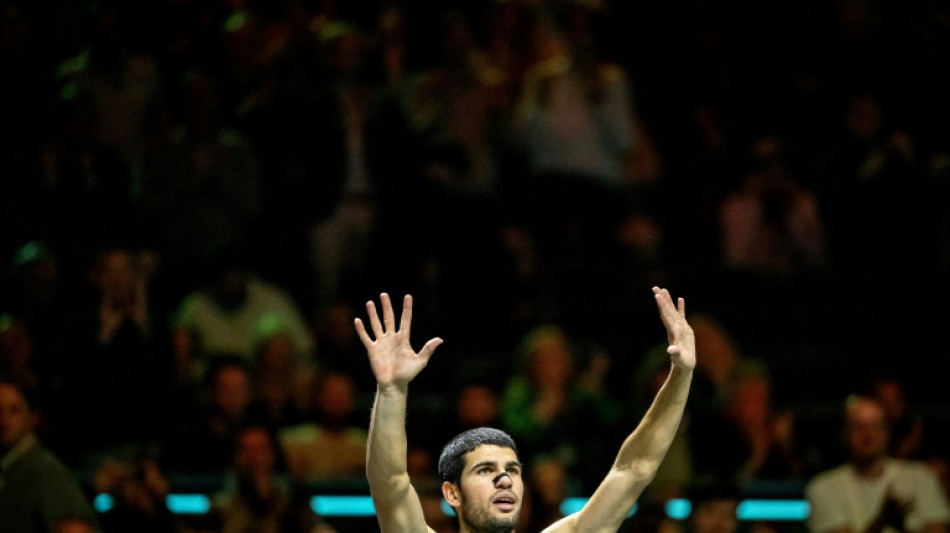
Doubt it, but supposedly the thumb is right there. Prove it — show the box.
[420,337,444,359]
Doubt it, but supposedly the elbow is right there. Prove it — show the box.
[612,459,659,488]
[367,470,414,501]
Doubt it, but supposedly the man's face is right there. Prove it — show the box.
[0,383,36,449]
[845,398,889,465]
[445,445,523,533]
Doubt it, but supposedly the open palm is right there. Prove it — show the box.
[653,286,696,371]
[355,293,443,388]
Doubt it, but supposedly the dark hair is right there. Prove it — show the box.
[438,427,518,483]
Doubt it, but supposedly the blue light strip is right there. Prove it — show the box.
[737,500,810,521]
[95,493,811,521]
[165,494,212,514]
[561,497,640,517]
[665,498,692,520]
[310,495,378,516]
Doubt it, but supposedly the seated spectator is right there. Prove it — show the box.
[805,395,950,533]
[704,364,808,486]
[501,324,624,494]
[165,358,259,475]
[277,370,367,484]
[518,455,570,533]
[869,376,927,460]
[92,449,178,533]
[429,376,504,459]
[248,320,316,431]
[212,424,302,533]
[0,377,100,532]
[683,478,741,533]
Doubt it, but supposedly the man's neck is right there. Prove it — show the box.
[851,455,888,478]
[459,521,515,533]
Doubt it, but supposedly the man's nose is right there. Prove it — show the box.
[492,472,511,486]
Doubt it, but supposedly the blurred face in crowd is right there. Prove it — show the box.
[92,249,136,302]
[234,426,276,476]
[456,384,500,429]
[527,329,573,389]
[692,499,739,533]
[0,383,36,451]
[213,366,251,419]
[845,396,889,467]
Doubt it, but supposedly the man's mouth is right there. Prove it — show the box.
[492,493,517,511]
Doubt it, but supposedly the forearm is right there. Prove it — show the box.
[614,365,692,473]
[366,384,413,501]
[566,365,692,532]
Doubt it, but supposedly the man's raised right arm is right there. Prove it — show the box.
[355,293,442,533]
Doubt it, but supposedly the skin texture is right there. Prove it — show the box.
[356,287,695,533]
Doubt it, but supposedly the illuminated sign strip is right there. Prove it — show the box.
[94,494,809,520]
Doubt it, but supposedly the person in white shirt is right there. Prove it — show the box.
[805,395,950,533]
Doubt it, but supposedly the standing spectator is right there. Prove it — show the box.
[52,245,173,462]
[172,246,315,368]
[511,6,636,269]
[718,134,827,279]
[0,377,100,532]
[805,395,950,533]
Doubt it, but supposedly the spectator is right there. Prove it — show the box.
[683,479,740,533]
[93,449,178,533]
[248,320,315,431]
[869,376,927,460]
[166,358,258,475]
[53,245,173,460]
[518,454,571,533]
[0,377,100,532]
[500,324,624,493]
[805,394,950,533]
[718,134,827,278]
[212,424,299,533]
[277,370,367,484]
[172,246,315,368]
[696,364,808,486]
[511,5,636,268]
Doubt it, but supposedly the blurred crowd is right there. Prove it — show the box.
[1,0,950,532]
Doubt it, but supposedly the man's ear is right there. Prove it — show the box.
[442,480,462,509]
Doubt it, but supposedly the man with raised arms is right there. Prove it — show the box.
[354,286,695,533]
